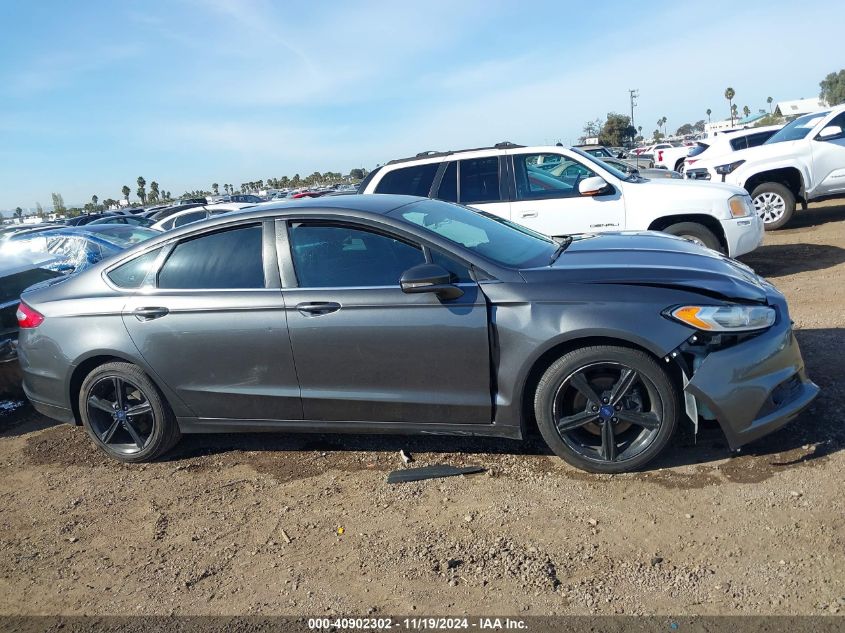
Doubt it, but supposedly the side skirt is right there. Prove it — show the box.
[177,417,523,440]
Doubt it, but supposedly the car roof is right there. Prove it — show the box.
[384,141,524,165]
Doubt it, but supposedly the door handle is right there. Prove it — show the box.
[520,210,538,218]
[296,301,341,316]
[132,306,169,321]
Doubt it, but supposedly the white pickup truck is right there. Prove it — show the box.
[360,143,764,257]
[686,105,845,229]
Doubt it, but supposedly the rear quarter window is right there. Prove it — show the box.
[107,248,163,289]
[374,163,439,197]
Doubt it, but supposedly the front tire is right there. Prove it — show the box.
[79,362,180,463]
[751,182,795,230]
[534,346,679,473]
[662,222,722,251]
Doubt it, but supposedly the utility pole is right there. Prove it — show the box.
[628,88,639,130]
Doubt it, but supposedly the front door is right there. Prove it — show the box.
[507,151,625,236]
[281,220,492,425]
[121,222,302,421]
[811,111,845,196]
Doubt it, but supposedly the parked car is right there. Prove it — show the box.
[176,197,208,206]
[88,215,156,227]
[1,224,56,241]
[147,203,206,222]
[151,203,254,231]
[17,195,817,472]
[228,194,264,204]
[598,157,682,179]
[359,143,763,256]
[63,213,118,226]
[687,105,845,229]
[575,145,655,169]
[1,225,158,274]
[684,126,783,177]
[1,254,63,394]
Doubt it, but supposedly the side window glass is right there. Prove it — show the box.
[289,223,425,288]
[430,249,473,283]
[514,154,596,200]
[174,211,207,228]
[437,161,458,202]
[107,248,163,288]
[459,157,501,204]
[374,163,439,196]
[158,225,264,289]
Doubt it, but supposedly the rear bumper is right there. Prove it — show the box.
[26,390,75,424]
[685,317,818,449]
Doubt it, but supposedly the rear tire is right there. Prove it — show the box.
[79,362,180,463]
[751,182,795,230]
[534,346,679,473]
[662,222,722,251]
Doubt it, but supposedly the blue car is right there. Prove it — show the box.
[0,225,159,274]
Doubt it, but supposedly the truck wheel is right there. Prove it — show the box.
[662,222,722,251]
[751,182,795,230]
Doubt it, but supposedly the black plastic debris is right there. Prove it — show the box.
[386,464,485,484]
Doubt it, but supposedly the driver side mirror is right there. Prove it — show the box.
[578,176,610,196]
[400,264,463,300]
[818,125,843,140]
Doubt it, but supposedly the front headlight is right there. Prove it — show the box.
[728,194,752,218]
[666,305,776,332]
[715,160,745,176]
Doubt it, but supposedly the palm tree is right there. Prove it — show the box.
[137,176,147,204]
[212,183,219,195]
[14,207,23,221]
[725,87,736,124]
[706,108,712,122]
[121,185,130,202]
[743,105,751,119]
[731,104,738,121]
[91,195,98,212]
[767,96,774,113]
[149,181,160,202]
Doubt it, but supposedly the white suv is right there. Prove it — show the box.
[360,143,763,257]
[686,105,845,229]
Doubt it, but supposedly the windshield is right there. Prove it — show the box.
[765,111,829,144]
[392,199,557,268]
[570,147,630,181]
[687,142,709,157]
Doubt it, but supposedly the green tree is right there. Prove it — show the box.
[652,129,663,142]
[91,195,98,214]
[820,69,845,105]
[767,96,774,113]
[121,185,130,202]
[136,176,146,204]
[149,181,160,202]
[349,168,365,180]
[51,192,66,215]
[14,206,23,220]
[212,183,219,195]
[676,123,694,136]
[725,87,736,124]
[598,112,636,146]
[743,105,751,119]
[706,108,712,122]
[580,118,603,142]
[731,103,738,122]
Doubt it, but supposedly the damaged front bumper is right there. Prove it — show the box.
[678,298,819,449]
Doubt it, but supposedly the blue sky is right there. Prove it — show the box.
[1,0,843,211]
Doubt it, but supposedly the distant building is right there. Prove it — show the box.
[774,98,827,118]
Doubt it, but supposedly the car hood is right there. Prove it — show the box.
[698,139,802,167]
[520,232,768,303]
[624,176,746,199]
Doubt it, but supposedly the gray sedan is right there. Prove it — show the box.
[16,195,817,472]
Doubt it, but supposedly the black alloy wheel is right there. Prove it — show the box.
[79,361,180,462]
[535,346,678,473]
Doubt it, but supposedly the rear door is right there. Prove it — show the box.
[280,218,492,425]
[433,156,512,222]
[506,150,625,236]
[120,221,301,421]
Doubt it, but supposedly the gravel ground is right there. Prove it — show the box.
[1,201,844,617]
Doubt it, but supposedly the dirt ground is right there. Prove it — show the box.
[1,201,844,617]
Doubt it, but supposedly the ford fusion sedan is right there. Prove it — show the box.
[16,196,817,473]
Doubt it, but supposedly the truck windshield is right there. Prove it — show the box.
[765,111,829,144]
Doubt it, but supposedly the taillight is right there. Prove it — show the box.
[16,302,44,329]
